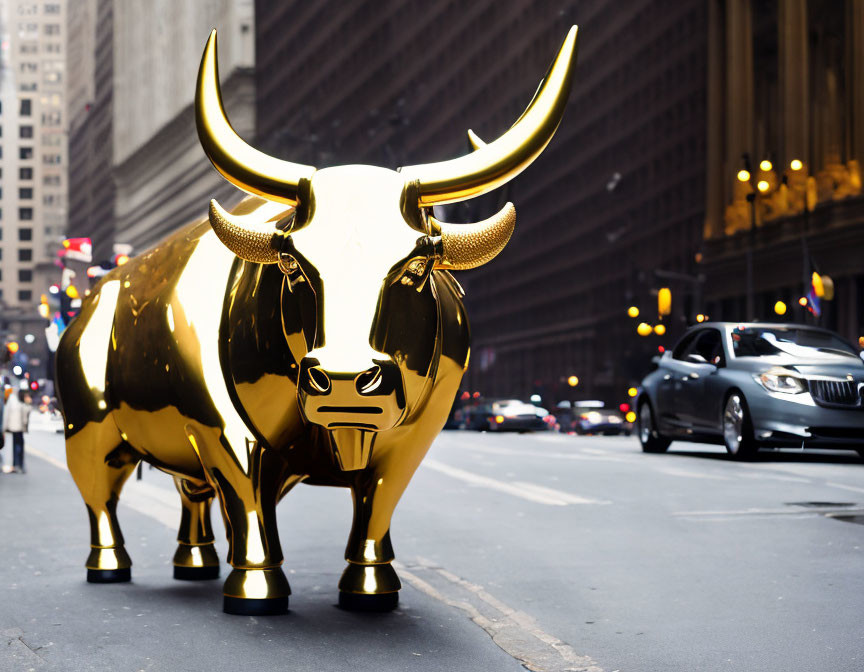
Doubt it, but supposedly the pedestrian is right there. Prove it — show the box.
[4,390,31,474]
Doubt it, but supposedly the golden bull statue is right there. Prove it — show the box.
[57,27,579,615]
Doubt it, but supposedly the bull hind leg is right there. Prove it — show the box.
[172,477,220,580]
[65,419,139,583]
[339,477,404,612]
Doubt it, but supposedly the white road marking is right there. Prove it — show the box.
[422,458,609,506]
[674,505,864,518]
[825,481,864,495]
[397,556,603,672]
[657,467,731,481]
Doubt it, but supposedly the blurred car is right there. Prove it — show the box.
[463,399,554,432]
[637,322,864,458]
[556,400,632,435]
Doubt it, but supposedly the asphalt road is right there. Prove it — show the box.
[2,418,863,671]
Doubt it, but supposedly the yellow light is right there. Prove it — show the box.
[37,304,50,318]
[799,296,808,306]
[821,275,834,301]
[637,322,653,337]
[790,159,803,171]
[654,324,666,336]
[627,387,638,398]
[62,239,71,248]
[495,415,504,424]
[625,411,637,423]
[7,342,19,354]
[759,160,772,172]
[657,287,671,316]
[567,375,579,387]
[859,336,864,349]
[65,285,80,299]
[737,169,750,182]
[627,306,639,318]
[774,301,787,315]
[811,272,825,298]
[757,180,770,192]
[115,254,130,266]
[696,314,706,322]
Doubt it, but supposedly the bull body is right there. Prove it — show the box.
[57,26,578,615]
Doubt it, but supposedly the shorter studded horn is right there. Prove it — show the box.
[432,203,516,270]
[209,198,294,264]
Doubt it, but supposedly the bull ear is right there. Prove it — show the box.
[431,203,515,270]
[209,199,294,264]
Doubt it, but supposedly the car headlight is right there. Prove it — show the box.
[755,369,806,394]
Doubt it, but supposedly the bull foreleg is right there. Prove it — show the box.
[186,426,290,615]
[339,473,404,612]
[172,477,220,580]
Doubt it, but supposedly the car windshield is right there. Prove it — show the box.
[731,326,859,360]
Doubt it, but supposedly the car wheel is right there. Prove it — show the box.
[722,393,758,459]
[638,402,670,453]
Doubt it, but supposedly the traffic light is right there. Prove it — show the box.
[658,287,671,316]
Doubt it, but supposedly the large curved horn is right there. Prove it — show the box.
[432,203,516,270]
[401,26,578,205]
[196,30,316,205]
[209,198,294,264]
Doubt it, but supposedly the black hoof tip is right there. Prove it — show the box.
[223,595,288,616]
[339,591,399,612]
[174,565,220,581]
[87,568,131,583]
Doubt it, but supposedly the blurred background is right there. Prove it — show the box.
[0,0,860,415]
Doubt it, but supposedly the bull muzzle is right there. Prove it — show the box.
[298,357,406,471]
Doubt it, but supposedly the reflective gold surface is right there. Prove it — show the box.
[57,26,578,614]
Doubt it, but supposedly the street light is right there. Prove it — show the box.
[637,323,653,337]
[774,301,787,315]
[567,375,579,387]
[654,324,666,336]
[790,159,803,171]
[627,306,639,318]
[759,160,772,172]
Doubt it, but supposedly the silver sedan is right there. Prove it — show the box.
[636,322,864,459]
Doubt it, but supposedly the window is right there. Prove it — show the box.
[19,83,37,92]
[19,188,32,199]
[18,290,32,302]
[19,208,33,221]
[19,43,37,54]
[44,24,61,36]
[19,167,33,180]
[0,125,3,137]
[18,228,33,240]
[42,110,61,126]
[43,153,61,164]
[19,125,32,138]
[18,270,32,283]
[44,3,61,13]
[690,330,726,366]
[43,193,61,206]
[42,174,59,185]
[44,43,61,53]
[17,23,38,38]
[19,147,33,160]
[20,99,31,116]
[19,62,37,74]
[43,71,62,85]
[42,133,61,146]
[18,249,32,262]
[18,4,37,15]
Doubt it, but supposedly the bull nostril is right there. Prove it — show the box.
[307,366,331,393]
[355,365,383,394]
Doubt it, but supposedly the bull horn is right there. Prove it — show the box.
[432,202,516,270]
[209,199,294,264]
[401,26,578,206]
[196,30,315,205]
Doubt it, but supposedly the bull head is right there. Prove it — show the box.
[195,28,578,469]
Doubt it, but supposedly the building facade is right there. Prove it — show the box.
[254,0,709,404]
[110,0,255,254]
[0,0,66,309]
[701,0,864,345]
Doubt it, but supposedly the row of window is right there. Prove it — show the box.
[0,270,34,282]
[0,225,33,238]
[19,42,61,55]
[18,4,61,15]
[0,290,35,302]
[0,147,62,163]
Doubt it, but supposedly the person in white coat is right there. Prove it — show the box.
[4,391,31,473]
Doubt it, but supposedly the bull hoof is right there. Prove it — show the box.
[339,591,399,612]
[223,595,288,616]
[87,568,131,583]
[174,565,220,581]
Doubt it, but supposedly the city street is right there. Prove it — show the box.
[1,422,863,671]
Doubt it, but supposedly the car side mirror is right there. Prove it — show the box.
[686,353,708,364]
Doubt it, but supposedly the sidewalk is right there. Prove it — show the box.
[0,430,525,672]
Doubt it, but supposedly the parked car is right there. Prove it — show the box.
[556,400,632,436]
[637,322,864,458]
[463,399,553,432]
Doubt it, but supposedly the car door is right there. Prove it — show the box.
[681,328,726,433]
[655,331,702,432]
